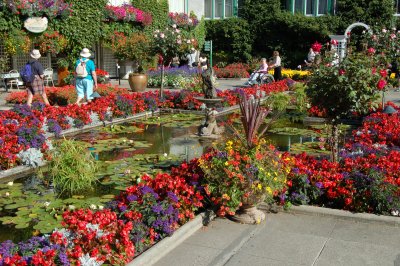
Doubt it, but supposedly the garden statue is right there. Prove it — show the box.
[201,67,217,99]
[198,109,224,136]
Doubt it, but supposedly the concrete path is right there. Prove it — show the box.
[155,212,400,266]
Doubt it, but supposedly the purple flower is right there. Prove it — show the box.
[167,191,179,203]
[315,182,324,189]
[127,194,138,202]
[152,204,163,214]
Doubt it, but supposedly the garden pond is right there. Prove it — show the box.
[0,113,351,242]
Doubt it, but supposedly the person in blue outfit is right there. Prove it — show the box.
[75,48,97,105]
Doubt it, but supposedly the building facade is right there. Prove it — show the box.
[284,0,335,16]
[168,0,238,19]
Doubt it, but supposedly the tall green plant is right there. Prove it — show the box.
[49,139,98,196]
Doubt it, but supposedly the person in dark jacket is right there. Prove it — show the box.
[26,49,50,107]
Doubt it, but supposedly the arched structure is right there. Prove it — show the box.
[330,22,372,62]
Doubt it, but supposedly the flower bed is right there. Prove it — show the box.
[268,69,310,80]
[0,81,289,170]
[147,66,200,89]
[0,162,203,265]
[213,63,250,79]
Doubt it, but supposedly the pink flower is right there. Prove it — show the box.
[160,33,165,38]
[177,40,182,44]
[382,28,387,33]
[367,47,376,54]
[380,69,387,78]
[377,79,387,90]
[176,29,180,33]
[390,34,396,39]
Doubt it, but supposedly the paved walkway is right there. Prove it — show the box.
[155,212,400,266]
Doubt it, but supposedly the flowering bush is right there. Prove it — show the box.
[3,29,31,55]
[105,4,152,25]
[5,0,72,19]
[213,63,250,78]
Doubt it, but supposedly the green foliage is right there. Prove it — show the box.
[193,16,206,50]
[131,0,169,33]
[266,92,291,112]
[53,0,108,63]
[205,17,253,63]
[306,54,381,122]
[336,0,394,31]
[49,139,98,196]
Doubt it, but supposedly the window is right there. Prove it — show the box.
[294,0,303,13]
[215,0,223,17]
[168,0,185,13]
[395,0,400,15]
[225,0,233,17]
[306,0,314,15]
[318,0,328,14]
[205,0,212,18]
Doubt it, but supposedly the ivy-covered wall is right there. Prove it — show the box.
[54,0,108,60]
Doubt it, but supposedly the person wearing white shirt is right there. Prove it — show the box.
[187,48,199,68]
[269,51,282,81]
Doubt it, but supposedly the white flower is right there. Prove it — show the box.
[391,210,399,216]
[43,202,51,207]
[382,28,387,33]
[163,153,168,157]
[124,169,131,174]
[177,35,181,39]
[90,204,97,210]
[188,18,193,23]
[122,139,127,143]
[172,24,177,28]
[187,40,191,43]
[154,34,157,38]
[68,205,76,210]
[155,29,160,33]
[191,38,195,42]
[5,192,10,197]
[176,29,180,33]
[98,205,104,210]
[129,140,133,144]
[160,33,165,38]
[392,27,397,31]
[7,182,13,186]
[177,40,182,44]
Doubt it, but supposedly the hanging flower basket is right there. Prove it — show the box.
[24,17,48,33]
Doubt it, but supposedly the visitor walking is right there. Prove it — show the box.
[270,51,282,81]
[199,54,208,71]
[24,49,50,107]
[245,58,269,85]
[74,48,97,105]
[187,48,199,68]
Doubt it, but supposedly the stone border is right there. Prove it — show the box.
[259,204,399,227]
[127,212,207,266]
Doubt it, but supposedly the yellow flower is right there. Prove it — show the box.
[266,187,273,194]
[257,184,262,190]
[224,161,229,166]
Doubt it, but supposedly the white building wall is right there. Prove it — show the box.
[188,0,205,18]
[108,0,129,6]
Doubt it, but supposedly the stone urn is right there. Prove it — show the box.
[229,193,266,224]
[128,73,148,92]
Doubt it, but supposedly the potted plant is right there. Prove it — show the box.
[108,31,152,91]
[198,97,289,224]
[56,58,70,86]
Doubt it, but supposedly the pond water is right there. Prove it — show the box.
[0,113,333,242]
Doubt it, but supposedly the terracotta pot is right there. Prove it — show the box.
[128,73,148,92]
[57,67,69,86]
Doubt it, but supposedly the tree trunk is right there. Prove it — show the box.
[330,123,339,163]
[160,64,164,98]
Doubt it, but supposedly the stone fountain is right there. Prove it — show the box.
[194,68,223,108]
[197,108,225,139]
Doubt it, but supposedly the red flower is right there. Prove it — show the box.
[339,69,346,76]
[377,79,387,90]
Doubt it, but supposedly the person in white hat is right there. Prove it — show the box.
[25,49,50,107]
[74,48,97,105]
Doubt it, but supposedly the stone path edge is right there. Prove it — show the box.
[127,212,206,266]
[260,204,399,227]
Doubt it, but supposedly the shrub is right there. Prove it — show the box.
[213,63,250,78]
[205,18,253,63]
[48,139,98,195]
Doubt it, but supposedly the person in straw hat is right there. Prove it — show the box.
[26,49,50,107]
[74,48,97,105]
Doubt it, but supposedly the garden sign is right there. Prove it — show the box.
[24,17,48,33]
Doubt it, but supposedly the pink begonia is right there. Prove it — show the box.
[391,34,396,39]
[160,33,165,38]
[176,29,180,33]
[177,40,182,44]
